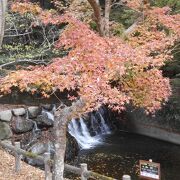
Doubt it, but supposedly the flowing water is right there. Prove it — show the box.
[69,132,180,180]
[67,108,180,180]
[68,107,111,149]
[42,108,54,121]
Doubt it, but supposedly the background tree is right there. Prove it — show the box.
[0,0,7,49]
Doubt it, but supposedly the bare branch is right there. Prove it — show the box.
[4,31,32,37]
[111,0,126,8]
[123,15,143,36]
[0,59,47,69]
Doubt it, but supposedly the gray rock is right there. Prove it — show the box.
[1,139,12,145]
[28,106,41,118]
[12,108,26,116]
[0,110,12,122]
[65,132,79,162]
[34,111,54,126]
[25,134,79,165]
[27,142,53,166]
[41,104,54,111]
[29,142,48,154]
[0,122,12,140]
[12,116,34,133]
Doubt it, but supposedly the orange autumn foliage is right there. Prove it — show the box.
[1,1,179,114]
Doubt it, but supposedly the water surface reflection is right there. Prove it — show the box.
[70,131,180,180]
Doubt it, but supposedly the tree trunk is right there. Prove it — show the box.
[0,0,7,49]
[87,0,112,36]
[52,112,67,180]
[87,0,105,36]
[104,0,111,36]
[52,99,85,180]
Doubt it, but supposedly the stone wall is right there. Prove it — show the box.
[113,78,180,145]
[0,105,53,140]
[0,104,79,165]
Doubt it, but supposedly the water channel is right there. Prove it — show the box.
[68,131,180,180]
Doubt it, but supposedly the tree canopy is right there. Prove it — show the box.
[0,1,179,179]
[0,0,179,114]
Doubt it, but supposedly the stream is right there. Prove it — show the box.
[68,131,180,180]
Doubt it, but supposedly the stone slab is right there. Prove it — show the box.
[12,108,26,116]
[0,110,12,122]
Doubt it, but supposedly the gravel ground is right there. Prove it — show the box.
[0,147,45,180]
[0,147,71,180]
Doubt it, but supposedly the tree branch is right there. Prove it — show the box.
[55,98,85,120]
[4,31,33,37]
[123,15,143,36]
[0,59,47,69]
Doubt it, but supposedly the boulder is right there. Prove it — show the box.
[0,110,12,122]
[27,142,53,166]
[65,132,79,162]
[26,133,79,165]
[34,111,54,127]
[28,106,41,118]
[29,142,49,154]
[0,122,12,140]
[12,108,26,116]
[12,116,34,133]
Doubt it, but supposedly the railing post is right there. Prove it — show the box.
[44,152,52,180]
[122,175,131,180]
[14,142,21,172]
[81,163,88,180]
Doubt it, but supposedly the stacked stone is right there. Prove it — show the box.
[0,105,54,140]
[0,105,79,166]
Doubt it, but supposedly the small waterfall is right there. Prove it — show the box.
[98,113,111,134]
[80,118,91,138]
[68,118,101,149]
[68,108,111,149]
[26,105,110,150]
[24,111,41,149]
[90,114,99,135]
[42,109,54,121]
[26,110,29,119]
[52,104,56,112]
[33,121,41,134]
[25,110,41,133]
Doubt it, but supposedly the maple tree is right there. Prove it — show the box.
[0,0,179,179]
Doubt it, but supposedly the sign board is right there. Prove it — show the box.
[139,160,161,180]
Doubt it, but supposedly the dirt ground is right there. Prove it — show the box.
[0,147,45,180]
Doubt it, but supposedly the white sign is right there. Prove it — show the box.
[140,160,161,180]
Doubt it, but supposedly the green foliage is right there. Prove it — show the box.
[25,151,38,158]
[163,42,180,78]
[156,23,172,35]
[111,23,125,37]
[1,11,65,67]
[89,21,97,31]
[110,7,139,29]
[151,0,180,13]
